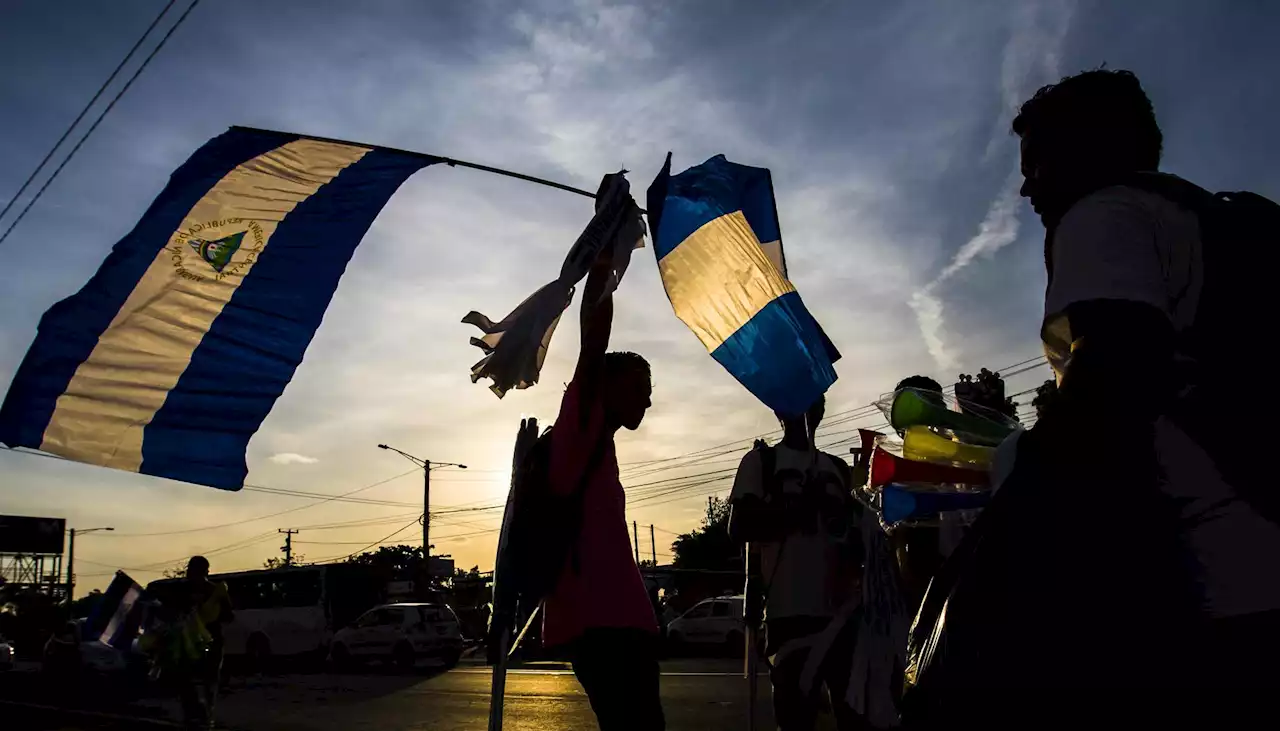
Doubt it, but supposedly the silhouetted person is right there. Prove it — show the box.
[730,396,865,731]
[176,555,232,730]
[542,246,664,731]
[1018,69,1280,687]
[905,69,1279,725]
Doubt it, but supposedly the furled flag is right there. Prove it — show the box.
[646,154,840,415]
[463,172,645,396]
[0,127,437,490]
[84,571,147,651]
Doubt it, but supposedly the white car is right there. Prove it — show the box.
[329,603,463,670]
[666,596,745,650]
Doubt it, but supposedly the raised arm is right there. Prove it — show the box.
[574,248,613,422]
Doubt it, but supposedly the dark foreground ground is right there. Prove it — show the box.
[0,657,831,731]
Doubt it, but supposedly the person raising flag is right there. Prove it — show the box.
[540,244,665,731]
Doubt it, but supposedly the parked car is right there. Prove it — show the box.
[329,603,463,670]
[0,636,14,671]
[666,596,746,653]
[41,619,133,675]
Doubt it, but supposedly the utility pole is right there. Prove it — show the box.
[278,529,298,567]
[633,520,640,564]
[65,526,113,603]
[650,524,657,566]
[423,460,431,558]
[378,444,467,563]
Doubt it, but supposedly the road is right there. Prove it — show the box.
[1,658,842,730]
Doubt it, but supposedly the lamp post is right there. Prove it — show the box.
[67,526,113,602]
[377,444,466,560]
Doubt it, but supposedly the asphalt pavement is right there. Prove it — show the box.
[0,658,826,731]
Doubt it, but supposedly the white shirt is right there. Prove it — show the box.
[730,444,857,619]
[1044,183,1280,617]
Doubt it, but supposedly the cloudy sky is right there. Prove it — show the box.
[2,0,1277,593]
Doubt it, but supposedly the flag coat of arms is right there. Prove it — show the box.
[647,154,839,415]
[0,127,436,490]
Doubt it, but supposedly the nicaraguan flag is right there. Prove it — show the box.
[647,154,839,415]
[0,127,436,489]
[84,571,147,651]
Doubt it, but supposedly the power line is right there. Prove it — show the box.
[78,530,279,578]
[112,468,420,537]
[289,512,424,531]
[28,353,1052,551]
[340,516,423,558]
[242,484,419,508]
[0,0,179,229]
[0,0,203,247]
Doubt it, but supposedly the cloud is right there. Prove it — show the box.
[909,174,1022,369]
[18,0,1280,589]
[269,453,319,466]
[910,0,1075,369]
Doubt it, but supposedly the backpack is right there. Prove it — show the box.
[503,426,609,633]
[1074,175,1280,523]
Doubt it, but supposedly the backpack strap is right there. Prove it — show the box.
[759,443,778,498]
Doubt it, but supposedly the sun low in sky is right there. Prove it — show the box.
[2,0,1277,593]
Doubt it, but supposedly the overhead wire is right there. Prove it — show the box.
[0,0,204,247]
[112,468,421,537]
[0,0,179,229]
[77,530,279,578]
[58,353,1052,564]
[402,353,1051,523]
[339,516,423,559]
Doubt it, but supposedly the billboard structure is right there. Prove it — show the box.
[0,515,66,599]
[0,515,67,554]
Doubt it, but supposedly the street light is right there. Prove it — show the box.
[67,526,114,603]
[377,444,466,559]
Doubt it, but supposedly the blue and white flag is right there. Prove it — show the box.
[84,571,146,651]
[646,154,839,415]
[0,127,436,489]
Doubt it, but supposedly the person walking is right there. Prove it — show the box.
[730,396,866,731]
[905,68,1280,725]
[175,555,233,730]
[1017,67,1280,688]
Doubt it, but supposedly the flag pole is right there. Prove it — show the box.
[230,126,600,201]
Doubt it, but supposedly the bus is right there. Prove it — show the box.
[146,563,383,662]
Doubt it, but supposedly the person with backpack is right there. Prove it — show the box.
[539,245,664,730]
[1018,67,1280,686]
[903,69,1280,725]
[729,396,866,731]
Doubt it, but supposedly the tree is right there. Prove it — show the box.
[351,544,450,599]
[349,544,425,583]
[955,368,1019,420]
[671,497,736,571]
[262,555,306,570]
[669,497,741,608]
[1032,378,1058,420]
[161,563,187,579]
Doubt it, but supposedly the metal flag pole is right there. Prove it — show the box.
[488,417,542,731]
[230,126,603,202]
[744,544,762,731]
